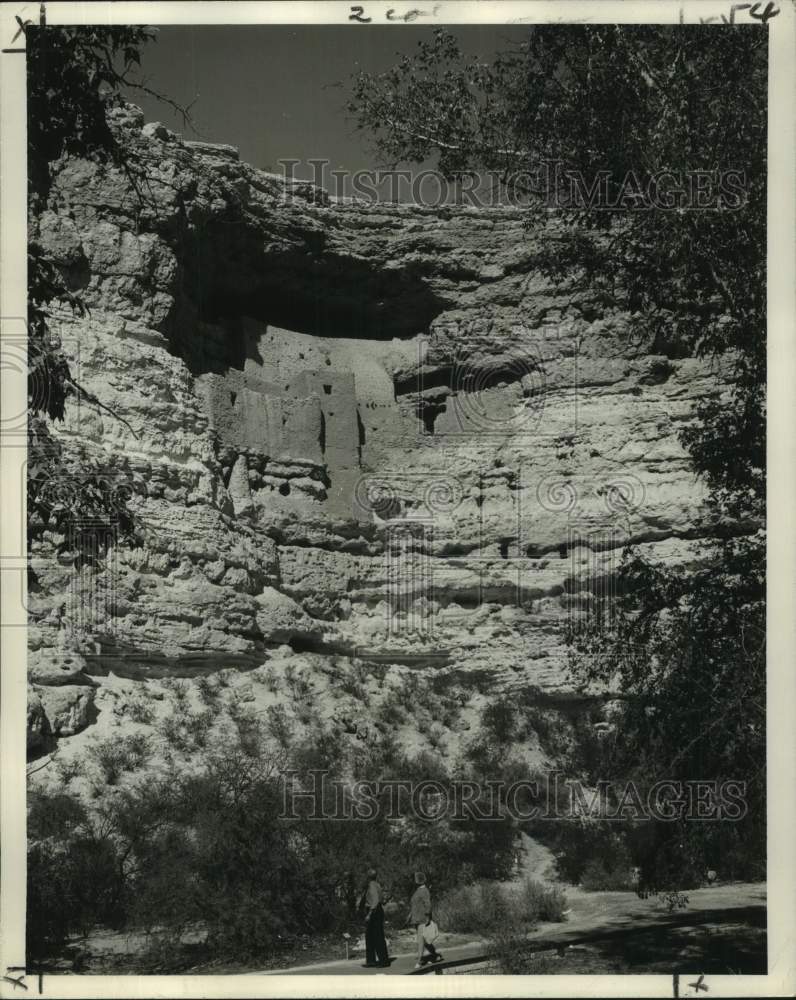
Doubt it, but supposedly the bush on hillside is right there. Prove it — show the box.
[436,878,567,935]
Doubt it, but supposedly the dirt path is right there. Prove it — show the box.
[517,832,558,881]
[259,882,766,976]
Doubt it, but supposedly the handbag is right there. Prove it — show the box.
[422,919,439,944]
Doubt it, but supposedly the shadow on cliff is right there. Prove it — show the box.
[167,218,448,375]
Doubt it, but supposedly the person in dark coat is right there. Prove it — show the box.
[361,868,389,968]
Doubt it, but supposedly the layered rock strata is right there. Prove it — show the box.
[28,105,739,745]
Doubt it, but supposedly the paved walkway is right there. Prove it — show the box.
[257,882,766,976]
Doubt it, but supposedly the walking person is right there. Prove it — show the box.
[408,871,442,969]
[360,868,389,968]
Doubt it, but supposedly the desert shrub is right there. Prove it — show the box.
[399,671,423,711]
[580,858,635,891]
[262,668,281,694]
[159,705,213,753]
[162,677,190,709]
[284,664,313,701]
[223,704,265,756]
[521,707,571,757]
[184,707,214,748]
[126,697,155,724]
[338,673,368,702]
[54,754,85,785]
[481,697,517,743]
[479,880,513,927]
[429,671,451,696]
[415,708,435,736]
[158,712,186,751]
[265,703,293,748]
[435,883,484,933]
[515,878,568,923]
[295,703,317,726]
[461,737,533,790]
[426,722,446,750]
[437,875,568,937]
[195,675,219,705]
[436,882,510,934]
[377,694,406,727]
[351,658,370,686]
[537,817,633,886]
[87,733,151,784]
[438,707,457,729]
[661,890,689,911]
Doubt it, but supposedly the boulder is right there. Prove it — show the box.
[142,121,171,141]
[28,648,91,687]
[37,685,96,737]
[256,587,322,644]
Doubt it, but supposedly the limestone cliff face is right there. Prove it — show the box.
[29,105,732,744]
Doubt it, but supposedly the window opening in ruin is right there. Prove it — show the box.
[420,400,446,434]
[319,410,326,454]
[229,391,237,406]
[498,540,510,559]
[356,409,366,462]
[279,481,291,496]
[323,384,332,395]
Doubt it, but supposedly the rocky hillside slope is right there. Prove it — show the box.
[28,105,734,754]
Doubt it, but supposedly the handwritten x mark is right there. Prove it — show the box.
[2,973,28,991]
[11,16,33,42]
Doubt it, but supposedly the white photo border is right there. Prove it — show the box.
[1,2,794,997]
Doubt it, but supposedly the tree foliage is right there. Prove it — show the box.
[26,25,158,563]
[27,718,516,963]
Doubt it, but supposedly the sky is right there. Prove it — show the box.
[122,24,533,186]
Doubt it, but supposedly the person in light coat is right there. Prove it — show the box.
[408,871,441,968]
